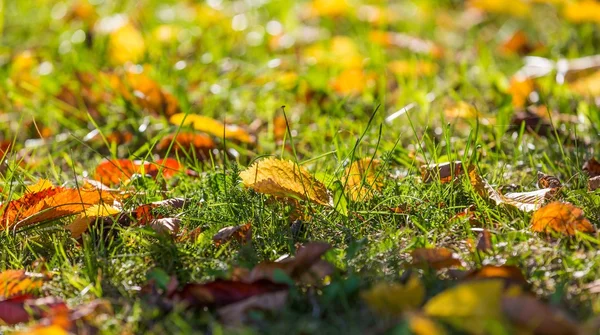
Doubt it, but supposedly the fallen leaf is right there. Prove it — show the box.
[121,70,181,117]
[469,0,531,17]
[1,186,114,230]
[246,242,332,284]
[213,222,252,247]
[411,247,462,270]
[537,171,562,189]
[464,265,528,286]
[0,270,45,299]
[273,115,288,143]
[0,295,67,326]
[563,0,600,24]
[508,76,535,108]
[94,158,186,185]
[387,60,438,78]
[444,102,479,119]
[424,280,504,334]
[108,23,145,65]
[343,158,383,201]
[240,158,330,206]
[368,31,443,57]
[156,132,215,160]
[217,290,288,325]
[421,161,464,184]
[67,204,121,238]
[499,30,535,56]
[583,158,600,178]
[511,110,554,136]
[305,0,350,18]
[330,68,370,95]
[407,312,448,335]
[26,179,54,194]
[361,274,425,315]
[177,279,288,308]
[531,202,595,236]
[502,294,579,335]
[589,176,600,192]
[476,229,493,253]
[169,113,254,143]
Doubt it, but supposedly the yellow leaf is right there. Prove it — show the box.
[343,158,383,201]
[169,113,253,143]
[361,274,425,315]
[424,280,505,334]
[67,204,121,238]
[387,60,438,78]
[469,0,531,17]
[444,101,479,119]
[408,313,447,335]
[108,23,146,65]
[568,71,600,97]
[26,179,54,194]
[563,1,600,23]
[239,158,330,206]
[15,324,69,335]
[306,0,351,18]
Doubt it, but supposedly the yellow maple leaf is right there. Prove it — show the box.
[342,158,383,201]
[170,113,253,143]
[361,274,425,315]
[239,158,330,206]
[108,23,146,65]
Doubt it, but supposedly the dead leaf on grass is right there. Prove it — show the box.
[411,247,462,270]
[343,158,383,201]
[213,222,252,247]
[531,202,595,236]
[502,294,579,335]
[421,161,464,184]
[361,274,425,315]
[240,158,330,206]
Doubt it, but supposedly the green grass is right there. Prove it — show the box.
[1,0,600,334]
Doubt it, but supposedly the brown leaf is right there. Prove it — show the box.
[537,171,562,189]
[421,161,464,183]
[583,158,600,178]
[0,295,67,325]
[531,202,595,236]
[217,291,288,325]
[213,223,252,247]
[476,229,493,253]
[499,30,535,56]
[149,218,180,236]
[502,295,579,335]
[411,247,462,270]
[177,279,288,308]
[589,176,600,192]
[343,158,383,201]
[246,242,332,283]
[240,158,330,206]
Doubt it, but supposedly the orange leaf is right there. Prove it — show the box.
[508,76,534,108]
[411,247,462,270]
[464,265,527,286]
[94,158,185,185]
[0,270,44,299]
[156,132,215,159]
[531,202,595,236]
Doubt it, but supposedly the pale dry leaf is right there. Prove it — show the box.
[240,158,330,206]
[67,203,121,238]
[589,176,600,192]
[149,217,180,235]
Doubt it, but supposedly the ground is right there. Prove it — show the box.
[1,0,600,334]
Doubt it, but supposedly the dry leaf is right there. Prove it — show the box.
[239,158,330,206]
[149,217,180,235]
[583,158,600,178]
[499,30,533,56]
[537,171,562,189]
[108,23,145,65]
[330,69,370,95]
[0,295,67,326]
[469,0,531,17]
[508,76,534,108]
[157,132,215,160]
[411,247,462,270]
[217,291,288,325]
[246,242,332,284]
[408,312,448,335]
[94,158,186,185]
[67,204,121,238]
[0,270,45,299]
[589,176,600,192]
[1,186,114,230]
[421,161,464,183]
[563,1,600,24]
[169,113,254,143]
[213,223,252,247]
[121,70,181,117]
[343,158,383,201]
[387,60,438,78]
[476,229,493,253]
[361,274,425,315]
[424,280,504,334]
[464,265,527,286]
[531,202,595,236]
[502,295,579,335]
[444,102,479,119]
[177,279,288,308]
